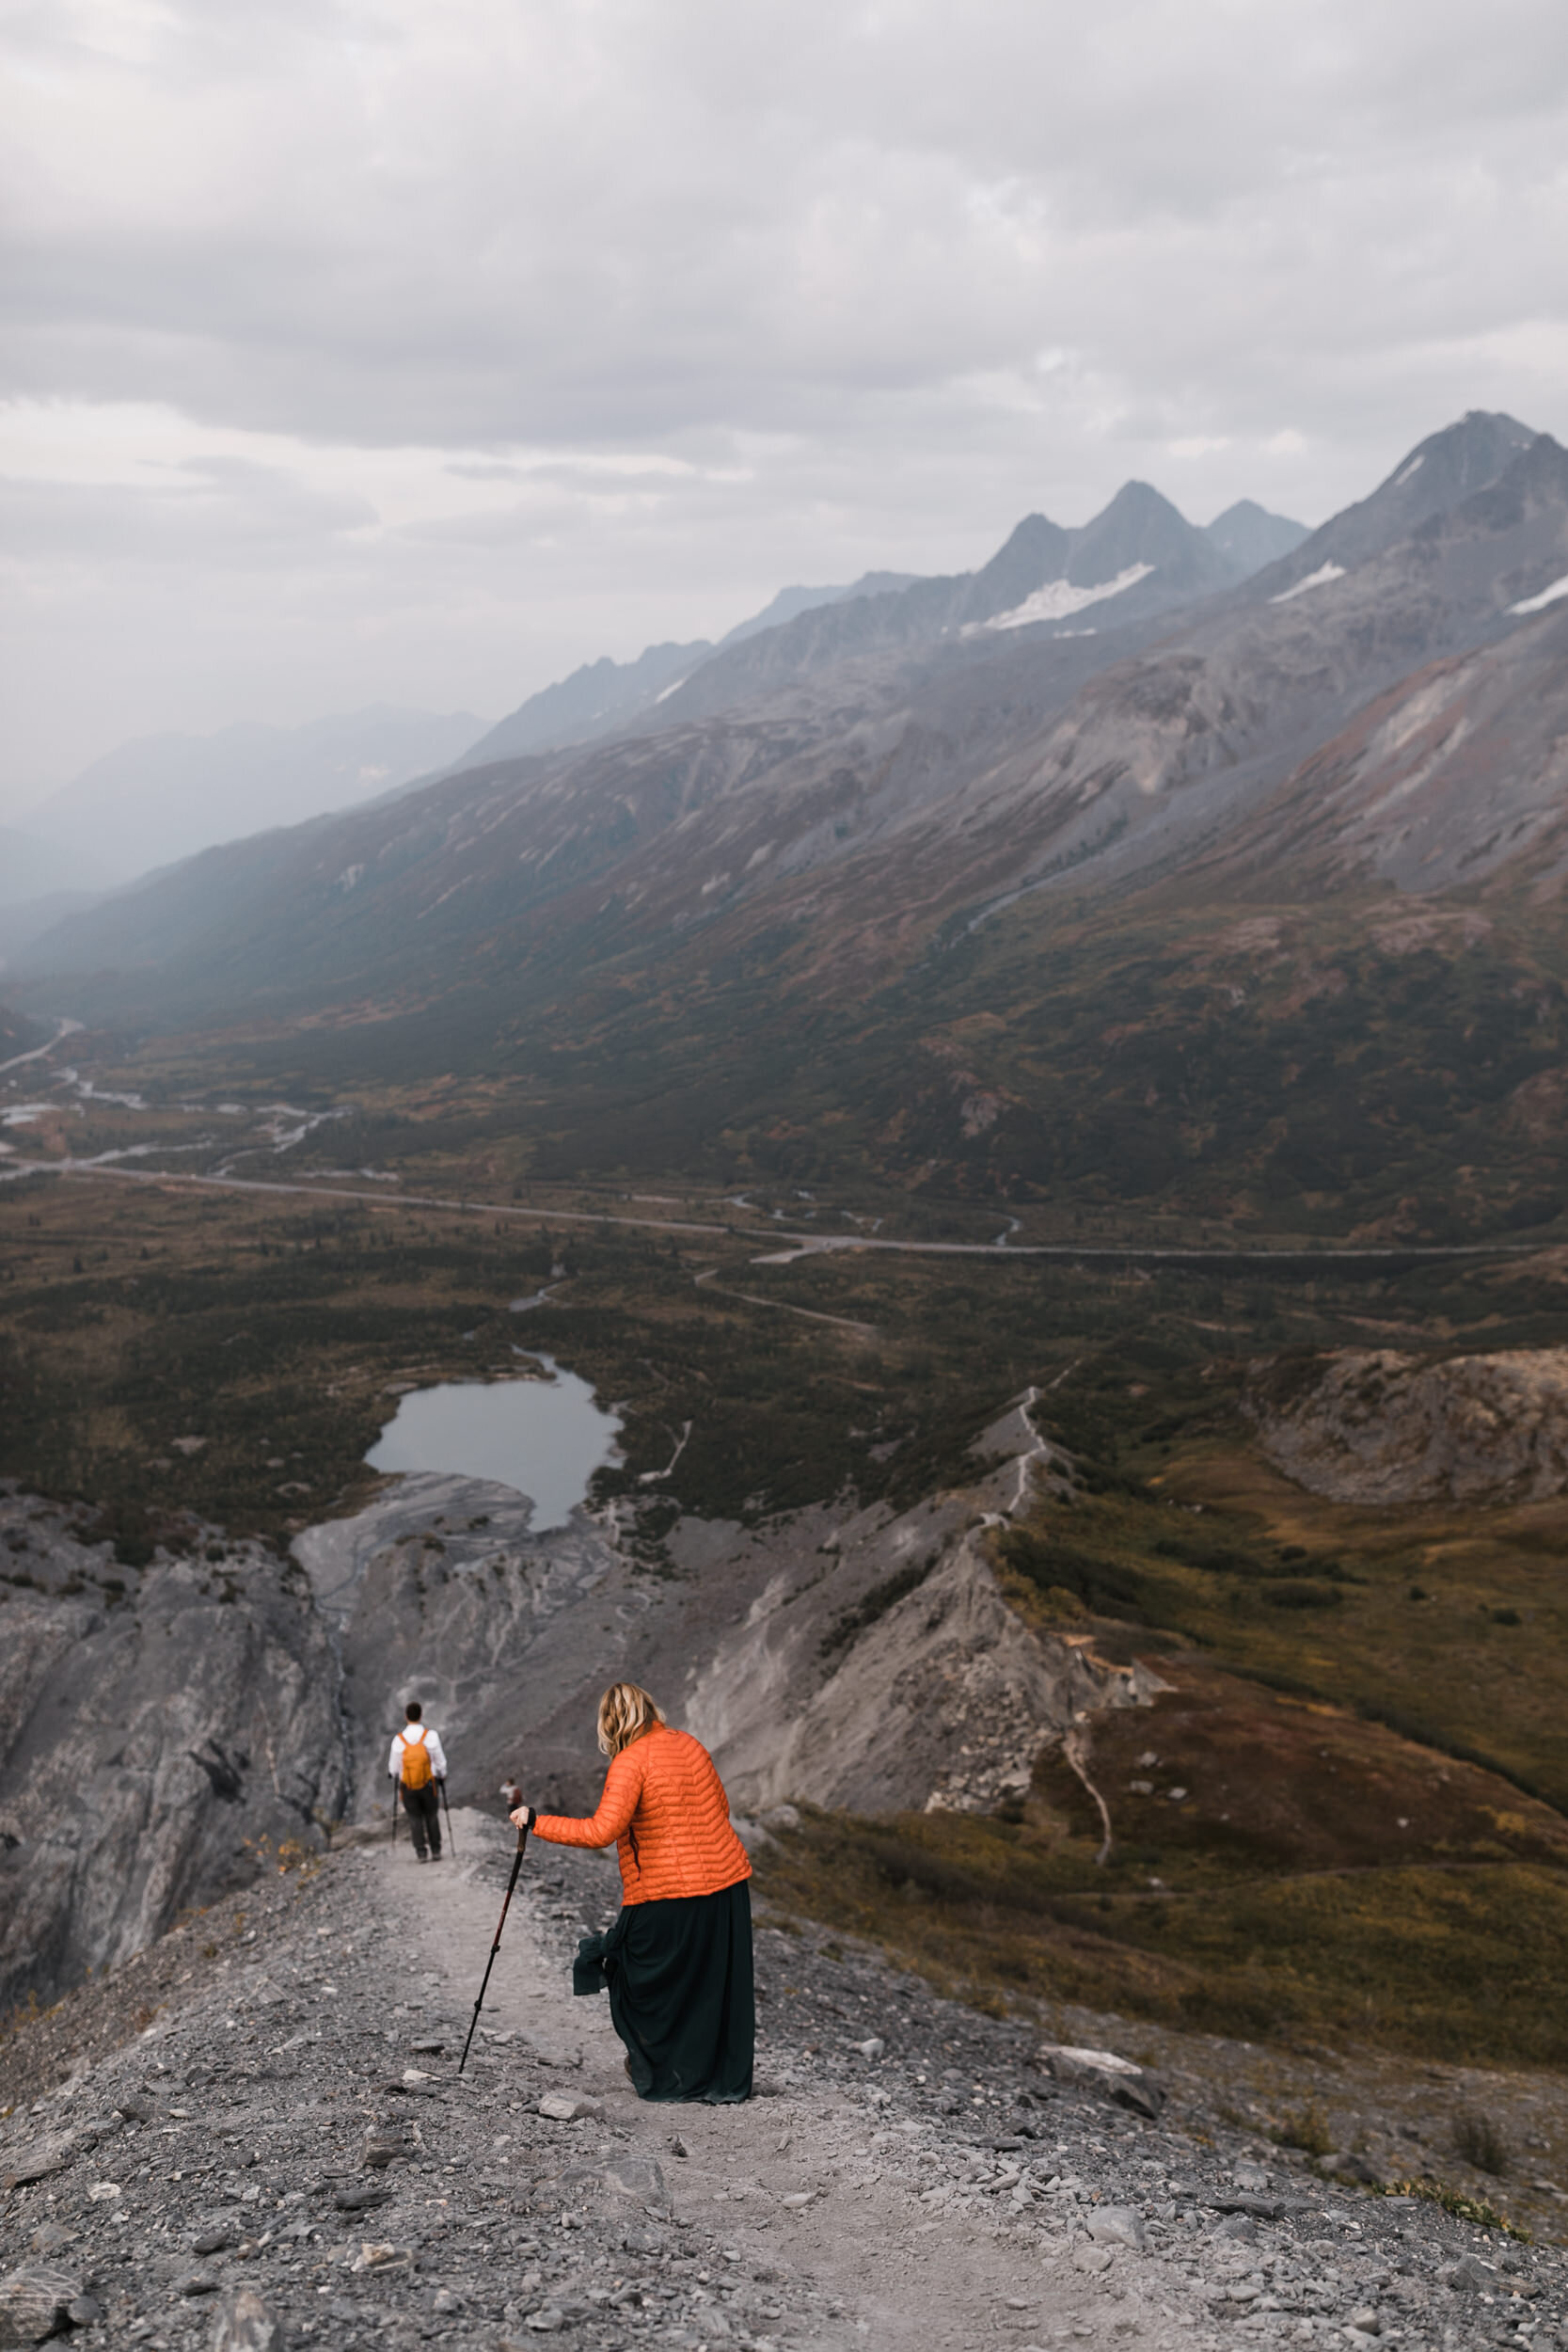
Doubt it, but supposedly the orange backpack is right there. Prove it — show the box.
[400,1726,433,1790]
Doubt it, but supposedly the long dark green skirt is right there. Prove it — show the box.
[573,1879,753,2104]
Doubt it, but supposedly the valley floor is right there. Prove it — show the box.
[2,1812,1562,2352]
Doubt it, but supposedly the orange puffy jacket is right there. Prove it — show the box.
[531,1725,752,1906]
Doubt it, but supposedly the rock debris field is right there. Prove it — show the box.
[2,1810,1564,2351]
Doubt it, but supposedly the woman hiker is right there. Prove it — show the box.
[510,1682,753,2103]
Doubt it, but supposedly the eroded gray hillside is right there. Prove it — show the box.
[2,1405,1158,2013]
[0,1495,345,2014]
[1249,1346,1568,1504]
[15,415,1564,1050]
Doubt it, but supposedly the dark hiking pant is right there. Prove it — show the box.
[401,1780,441,1858]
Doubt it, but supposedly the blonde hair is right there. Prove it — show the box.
[597,1681,665,1757]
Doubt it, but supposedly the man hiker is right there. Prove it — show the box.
[389,1702,448,1862]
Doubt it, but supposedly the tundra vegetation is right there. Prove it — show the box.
[4,1115,1567,2074]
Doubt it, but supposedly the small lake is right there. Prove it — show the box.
[366,1359,622,1530]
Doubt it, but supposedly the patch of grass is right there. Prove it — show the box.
[996,1529,1148,1620]
[1007,1447,1568,1811]
[755,1805,1568,2068]
[1387,2177,1529,2240]
[0,1986,55,2048]
[1270,2103,1333,2158]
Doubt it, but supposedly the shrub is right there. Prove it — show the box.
[820,1555,938,1658]
[997,1529,1144,1618]
[1271,2103,1333,2157]
[1453,2106,1511,2177]
[1391,2177,1528,2238]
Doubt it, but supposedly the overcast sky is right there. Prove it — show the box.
[4,0,1567,814]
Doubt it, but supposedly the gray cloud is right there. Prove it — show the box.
[3,0,1566,803]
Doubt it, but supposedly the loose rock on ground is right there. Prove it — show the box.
[3,1809,1565,2350]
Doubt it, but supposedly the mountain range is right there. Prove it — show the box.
[0,825,116,909]
[433,494,1309,777]
[11,472,1314,988]
[13,411,1566,1238]
[11,705,492,886]
[457,571,925,768]
[5,490,1304,909]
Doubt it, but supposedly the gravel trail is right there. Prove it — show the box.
[3,1808,1563,2351]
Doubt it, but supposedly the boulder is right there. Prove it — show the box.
[1087,2206,1148,2251]
[0,2266,82,2349]
[538,2091,603,2122]
[1035,2043,1165,2116]
[594,2153,669,2210]
[0,2140,76,2193]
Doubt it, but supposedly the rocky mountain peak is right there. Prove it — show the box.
[1456,425,1568,530]
[1254,406,1543,598]
[962,512,1076,623]
[1066,478,1233,592]
[1203,497,1308,577]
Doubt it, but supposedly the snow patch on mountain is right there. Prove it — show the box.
[1270,561,1348,604]
[979,563,1155,633]
[1512,572,1568,615]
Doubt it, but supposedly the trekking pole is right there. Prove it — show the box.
[439,1777,456,1855]
[459,1810,531,2075]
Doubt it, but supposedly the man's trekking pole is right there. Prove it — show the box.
[458,1805,532,2076]
[439,1776,457,1856]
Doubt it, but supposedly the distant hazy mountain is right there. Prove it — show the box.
[456,641,708,769]
[0,888,104,970]
[1204,499,1308,574]
[24,705,489,882]
[23,414,1560,1039]
[716,574,920,648]
[0,825,115,908]
[0,811,109,969]
[454,575,922,771]
[17,412,1568,1257]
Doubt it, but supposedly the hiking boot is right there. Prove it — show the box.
[415,1852,428,1864]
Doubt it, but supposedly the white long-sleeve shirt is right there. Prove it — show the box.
[388,1725,447,1780]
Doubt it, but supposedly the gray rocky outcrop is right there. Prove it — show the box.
[1246,1344,1568,1503]
[686,1520,1162,1816]
[4,1403,1160,2011]
[0,1496,345,2015]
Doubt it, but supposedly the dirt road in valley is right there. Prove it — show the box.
[2,1151,1539,1267]
[0,1017,83,1078]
